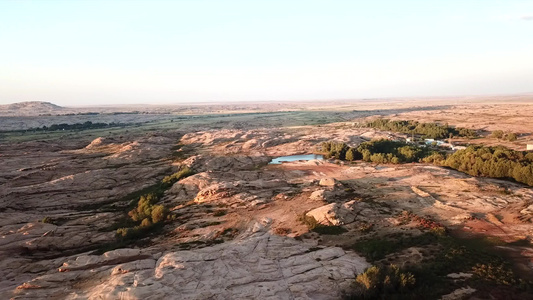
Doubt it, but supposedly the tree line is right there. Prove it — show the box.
[322,139,435,164]
[441,145,533,186]
[321,140,533,186]
[363,119,478,139]
[36,121,125,131]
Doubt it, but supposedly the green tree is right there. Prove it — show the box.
[491,130,504,139]
[151,205,169,223]
[506,132,517,141]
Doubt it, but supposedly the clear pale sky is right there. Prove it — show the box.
[1,0,532,106]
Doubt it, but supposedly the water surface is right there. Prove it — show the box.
[269,154,324,164]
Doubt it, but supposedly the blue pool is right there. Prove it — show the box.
[269,154,324,164]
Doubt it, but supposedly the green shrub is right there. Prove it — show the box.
[346,147,362,161]
[472,263,517,286]
[352,239,397,261]
[162,167,194,185]
[151,204,168,223]
[351,265,416,299]
[321,141,349,160]
[299,214,321,230]
[491,130,504,139]
[128,193,158,222]
[140,218,152,228]
[41,216,54,224]
[491,130,517,141]
[116,227,143,240]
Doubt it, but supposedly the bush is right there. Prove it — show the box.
[421,152,446,164]
[472,263,517,286]
[491,130,504,139]
[299,214,321,230]
[491,130,517,141]
[351,265,416,299]
[151,205,168,223]
[140,218,152,228]
[346,147,362,161]
[41,217,54,224]
[162,167,194,185]
[116,227,143,240]
[128,193,158,222]
[321,141,349,160]
[507,132,518,141]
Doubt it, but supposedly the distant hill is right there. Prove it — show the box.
[4,101,63,110]
[0,101,64,116]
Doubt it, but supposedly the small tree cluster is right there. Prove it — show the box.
[115,167,195,241]
[321,139,437,164]
[442,145,533,186]
[364,119,477,139]
[491,130,518,141]
[321,141,350,160]
[128,193,169,225]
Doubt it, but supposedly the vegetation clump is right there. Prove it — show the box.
[472,263,517,286]
[41,216,55,224]
[162,167,195,185]
[363,119,477,139]
[14,121,127,133]
[322,139,439,164]
[322,139,533,187]
[491,130,518,141]
[440,145,533,186]
[116,192,169,240]
[115,166,194,241]
[357,140,432,164]
[128,193,168,223]
[351,229,532,299]
[349,265,416,299]
[321,141,351,160]
[398,211,447,236]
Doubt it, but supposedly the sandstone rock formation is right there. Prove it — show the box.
[3,113,533,299]
[13,221,370,300]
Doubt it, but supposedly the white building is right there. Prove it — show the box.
[424,139,445,146]
[527,143,533,151]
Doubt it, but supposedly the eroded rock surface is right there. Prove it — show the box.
[3,118,533,299]
[14,221,369,300]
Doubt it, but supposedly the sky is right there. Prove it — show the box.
[0,0,532,106]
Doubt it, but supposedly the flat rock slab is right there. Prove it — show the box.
[14,228,369,300]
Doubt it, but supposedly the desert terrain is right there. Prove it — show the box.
[1,97,533,299]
